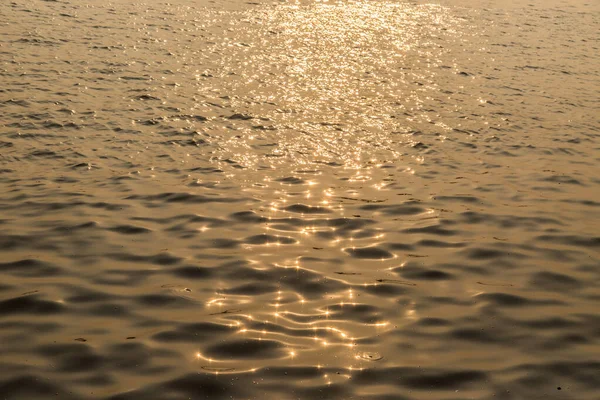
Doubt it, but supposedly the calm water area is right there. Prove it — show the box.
[1,0,599,399]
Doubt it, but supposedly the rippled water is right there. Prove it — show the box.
[1,0,599,398]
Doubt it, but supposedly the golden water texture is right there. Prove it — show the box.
[1,0,599,398]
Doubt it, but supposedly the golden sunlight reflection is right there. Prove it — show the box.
[195,274,402,373]
[202,0,450,173]
[166,0,463,382]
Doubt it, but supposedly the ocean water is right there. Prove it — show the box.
[0,0,599,399]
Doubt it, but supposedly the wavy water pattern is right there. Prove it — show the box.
[1,0,599,399]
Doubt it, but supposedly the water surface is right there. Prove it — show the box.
[1,0,599,399]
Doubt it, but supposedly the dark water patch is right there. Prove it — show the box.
[283,204,333,214]
[461,246,527,261]
[187,166,224,174]
[256,218,299,232]
[153,322,234,343]
[88,201,130,211]
[506,360,600,392]
[243,234,297,245]
[344,246,393,259]
[209,308,242,316]
[6,131,67,140]
[204,339,284,359]
[433,195,482,204]
[523,245,578,262]
[65,288,116,303]
[0,259,62,277]
[92,269,156,286]
[220,158,246,169]
[528,271,582,292]
[120,75,152,81]
[415,317,452,327]
[542,174,583,185]
[134,94,161,101]
[338,196,387,204]
[27,149,64,159]
[135,294,195,307]
[126,192,243,204]
[397,265,454,281]
[515,316,581,330]
[227,113,254,120]
[133,214,226,228]
[74,373,115,387]
[416,239,466,248]
[536,234,600,249]
[83,303,131,317]
[298,256,344,266]
[562,199,600,207]
[0,284,13,292]
[327,303,384,323]
[260,366,323,379]
[107,252,182,265]
[294,383,352,399]
[375,278,417,286]
[108,224,152,235]
[537,333,590,350]
[222,282,279,295]
[13,38,61,46]
[275,176,306,184]
[449,327,515,344]
[360,202,426,216]
[383,242,415,251]
[2,99,31,106]
[211,260,267,281]
[0,295,65,316]
[363,283,411,296]
[171,113,209,121]
[0,375,79,400]
[207,238,241,249]
[426,296,476,307]
[70,162,97,170]
[36,343,103,372]
[369,395,411,400]
[0,321,61,334]
[107,342,178,369]
[475,292,563,308]
[110,372,245,400]
[164,138,207,147]
[110,175,138,182]
[278,269,346,297]
[477,281,514,287]
[0,200,127,215]
[532,185,565,193]
[324,217,375,230]
[170,265,214,279]
[403,224,457,236]
[229,210,268,223]
[352,367,488,389]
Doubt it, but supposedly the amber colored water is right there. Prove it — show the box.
[1,0,599,399]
